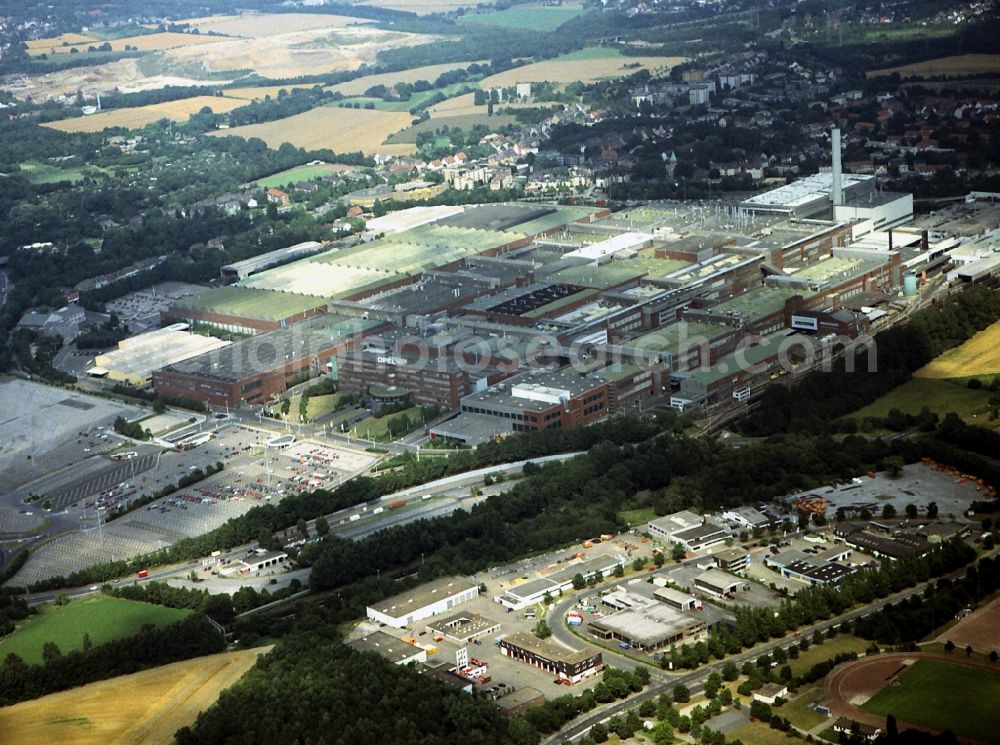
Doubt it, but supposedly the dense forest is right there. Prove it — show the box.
[174,622,535,745]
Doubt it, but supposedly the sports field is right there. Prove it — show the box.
[916,319,1000,380]
[861,659,1000,742]
[43,96,249,133]
[0,647,269,745]
[869,54,1000,79]
[0,595,192,665]
[481,48,683,87]
[209,105,415,156]
[459,4,585,31]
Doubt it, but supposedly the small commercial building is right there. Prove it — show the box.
[764,547,855,586]
[348,631,427,666]
[496,687,546,717]
[694,569,745,598]
[242,549,288,573]
[367,577,479,629]
[723,506,772,531]
[833,717,881,742]
[672,520,729,551]
[753,683,789,705]
[499,632,604,684]
[426,613,501,645]
[713,547,751,572]
[648,510,704,543]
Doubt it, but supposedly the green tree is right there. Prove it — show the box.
[533,619,552,639]
[673,683,690,703]
[572,573,586,590]
[882,504,897,519]
[42,642,61,663]
[315,516,330,536]
[704,671,722,699]
[297,518,309,539]
[614,563,625,578]
[671,543,686,562]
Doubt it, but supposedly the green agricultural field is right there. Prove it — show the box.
[255,162,359,187]
[385,113,517,144]
[459,4,585,31]
[861,659,1000,742]
[848,377,998,430]
[0,595,192,665]
[17,161,87,184]
[788,634,870,677]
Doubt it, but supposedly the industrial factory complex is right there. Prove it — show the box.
[87,135,988,440]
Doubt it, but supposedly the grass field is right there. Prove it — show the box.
[386,112,517,144]
[305,393,354,422]
[480,48,683,87]
[869,53,1000,78]
[356,406,422,441]
[0,647,269,745]
[16,161,88,184]
[916,320,1000,380]
[729,721,801,745]
[861,659,1000,742]
[354,0,485,15]
[782,686,828,730]
[327,61,484,97]
[0,595,192,665]
[255,162,363,187]
[849,377,997,430]
[788,634,870,677]
[210,105,415,156]
[459,4,585,31]
[179,12,368,37]
[44,96,249,133]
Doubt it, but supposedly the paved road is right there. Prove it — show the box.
[0,270,8,308]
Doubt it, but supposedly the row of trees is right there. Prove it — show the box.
[0,614,223,706]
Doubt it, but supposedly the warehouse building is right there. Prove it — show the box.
[153,315,384,407]
[426,613,501,645]
[220,241,325,282]
[165,286,332,334]
[494,557,620,611]
[89,324,231,386]
[740,172,877,219]
[588,592,707,650]
[694,569,746,598]
[647,510,705,543]
[349,631,427,666]
[763,547,855,586]
[722,506,773,532]
[367,577,479,629]
[672,520,729,551]
[653,586,700,611]
[499,632,603,684]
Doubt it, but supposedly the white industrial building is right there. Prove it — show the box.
[366,577,479,628]
[494,556,621,611]
[647,510,704,543]
[89,323,231,386]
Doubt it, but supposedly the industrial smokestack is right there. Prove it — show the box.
[831,127,843,207]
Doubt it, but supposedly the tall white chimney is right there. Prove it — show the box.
[831,127,843,206]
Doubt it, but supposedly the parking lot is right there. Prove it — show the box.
[7,425,379,587]
[104,282,210,332]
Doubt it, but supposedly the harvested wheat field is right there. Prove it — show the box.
[40,32,228,55]
[210,105,415,155]
[869,54,1000,79]
[25,33,97,55]
[0,647,270,745]
[327,60,484,96]
[356,0,488,15]
[179,12,369,37]
[163,26,439,79]
[44,96,249,133]
[481,48,683,87]
[915,319,1000,380]
[427,91,538,117]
